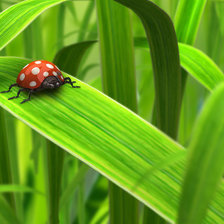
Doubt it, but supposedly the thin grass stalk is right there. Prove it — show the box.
[57,4,65,50]
[23,25,33,59]
[32,17,44,59]
[96,0,138,223]
[77,1,94,42]
[46,141,64,224]
[0,109,15,210]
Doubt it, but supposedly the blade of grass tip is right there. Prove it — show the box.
[177,83,224,224]
[96,0,138,223]
[77,1,94,42]
[0,0,67,51]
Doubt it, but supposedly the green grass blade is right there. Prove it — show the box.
[96,0,138,223]
[77,1,94,42]
[179,43,224,91]
[46,141,64,224]
[116,0,182,139]
[53,41,96,77]
[116,0,181,222]
[0,195,19,224]
[135,38,224,91]
[0,57,224,223]
[178,83,224,224]
[174,0,207,44]
[0,109,15,209]
[60,163,89,210]
[0,0,67,51]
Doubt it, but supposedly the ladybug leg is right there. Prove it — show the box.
[64,77,80,88]
[0,83,18,93]
[20,90,34,104]
[8,88,26,100]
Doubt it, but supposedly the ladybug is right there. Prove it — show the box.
[1,60,80,104]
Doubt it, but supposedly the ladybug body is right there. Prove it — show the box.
[1,60,80,103]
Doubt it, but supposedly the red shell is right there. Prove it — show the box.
[17,60,64,89]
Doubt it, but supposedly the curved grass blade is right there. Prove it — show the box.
[0,57,224,223]
[115,0,182,140]
[135,38,224,91]
[115,0,181,222]
[178,83,224,224]
[178,43,224,91]
[0,0,66,51]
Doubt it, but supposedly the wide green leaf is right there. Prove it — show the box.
[0,57,224,223]
[178,83,224,224]
[0,0,66,51]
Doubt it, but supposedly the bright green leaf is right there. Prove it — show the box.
[0,57,223,223]
[178,43,224,91]
[0,0,66,51]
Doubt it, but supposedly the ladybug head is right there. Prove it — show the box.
[41,76,63,89]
